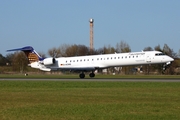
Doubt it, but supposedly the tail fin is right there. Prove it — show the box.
[7,46,44,63]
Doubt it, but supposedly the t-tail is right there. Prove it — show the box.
[7,46,44,63]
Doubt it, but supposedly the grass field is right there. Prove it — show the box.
[0,80,180,120]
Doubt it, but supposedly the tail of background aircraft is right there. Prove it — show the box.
[7,46,44,63]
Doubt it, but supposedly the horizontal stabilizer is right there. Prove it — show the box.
[7,46,44,63]
[7,46,34,52]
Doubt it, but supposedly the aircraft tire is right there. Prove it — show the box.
[89,73,95,78]
[79,73,85,79]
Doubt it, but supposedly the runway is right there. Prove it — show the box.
[0,78,180,82]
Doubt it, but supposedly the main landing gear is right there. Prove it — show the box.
[79,73,85,79]
[79,72,95,79]
[89,72,95,78]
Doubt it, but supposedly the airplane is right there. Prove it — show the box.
[7,46,174,78]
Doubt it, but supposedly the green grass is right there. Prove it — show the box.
[0,81,180,120]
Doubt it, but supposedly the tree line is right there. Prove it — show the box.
[0,41,180,74]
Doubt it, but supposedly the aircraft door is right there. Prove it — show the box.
[146,54,151,63]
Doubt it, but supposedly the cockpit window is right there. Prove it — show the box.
[155,53,165,56]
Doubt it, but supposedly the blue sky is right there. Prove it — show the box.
[1,0,180,56]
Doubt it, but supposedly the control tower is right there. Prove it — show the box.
[89,18,94,54]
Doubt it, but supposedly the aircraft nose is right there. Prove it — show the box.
[169,57,174,62]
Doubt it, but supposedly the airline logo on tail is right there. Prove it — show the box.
[24,51,39,63]
[7,46,44,63]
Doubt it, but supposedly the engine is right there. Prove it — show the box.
[42,58,55,65]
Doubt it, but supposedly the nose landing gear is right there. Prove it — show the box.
[162,62,171,74]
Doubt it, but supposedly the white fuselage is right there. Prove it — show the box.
[31,51,174,71]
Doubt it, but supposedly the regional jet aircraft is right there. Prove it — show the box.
[7,46,174,78]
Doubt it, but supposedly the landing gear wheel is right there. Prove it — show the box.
[79,73,85,79]
[89,73,95,78]
[162,63,169,74]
